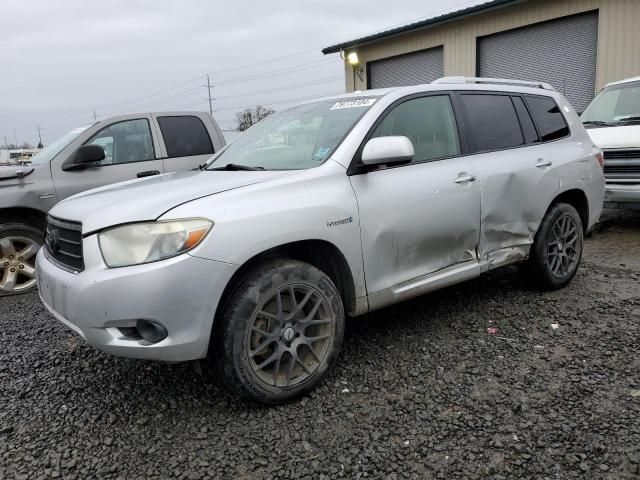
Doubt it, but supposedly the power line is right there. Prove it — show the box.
[214,75,343,101]
[212,90,345,114]
[208,48,319,75]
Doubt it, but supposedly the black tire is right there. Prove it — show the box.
[213,259,345,404]
[0,223,43,296]
[521,203,584,290]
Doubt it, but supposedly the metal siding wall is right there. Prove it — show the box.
[344,0,640,93]
[368,47,444,88]
[478,12,599,111]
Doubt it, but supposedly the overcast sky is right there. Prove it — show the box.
[1,0,486,146]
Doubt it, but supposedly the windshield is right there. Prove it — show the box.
[207,97,379,171]
[30,124,94,165]
[582,81,640,126]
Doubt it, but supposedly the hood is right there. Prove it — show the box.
[586,125,640,149]
[50,170,294,233]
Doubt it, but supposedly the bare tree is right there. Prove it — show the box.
[20,142,33,149]
[235,105,275,131]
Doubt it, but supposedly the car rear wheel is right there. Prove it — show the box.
[0,223,42,296]
[522,203,583,290]
[214,259,345,404]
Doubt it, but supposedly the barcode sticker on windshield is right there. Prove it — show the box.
[330,99,377,110]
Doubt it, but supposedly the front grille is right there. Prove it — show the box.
[45,216,84,273]
[603,149,640,184]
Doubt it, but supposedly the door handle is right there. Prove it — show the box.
[535,159,553,168]
[137,170,160,178]
[454,174,477,184]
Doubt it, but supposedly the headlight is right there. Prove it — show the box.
[98,219,213,267]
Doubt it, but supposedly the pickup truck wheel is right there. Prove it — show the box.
[0,223,42,296]
[215,260,345,404]
[522,203,583,290]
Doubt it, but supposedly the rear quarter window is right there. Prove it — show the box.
[157,116,214,157]
[525,96,570,142]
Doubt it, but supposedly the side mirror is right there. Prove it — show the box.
[361,136,414,167]
[62,145,105,171]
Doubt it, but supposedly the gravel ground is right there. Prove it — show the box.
[1,212,639,480]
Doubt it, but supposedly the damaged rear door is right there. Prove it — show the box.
[455,92,564,263]
[350,94,481,295]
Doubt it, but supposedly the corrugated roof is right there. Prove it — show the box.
[322,0,523,54]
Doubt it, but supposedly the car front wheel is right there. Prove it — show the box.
[214,259,345,404]
[0,223,42,296]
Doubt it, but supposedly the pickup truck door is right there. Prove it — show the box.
[51,115,165,199]
[153,113,225,172]
[349,94,481,299]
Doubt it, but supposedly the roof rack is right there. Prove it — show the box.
[432,76,555,91]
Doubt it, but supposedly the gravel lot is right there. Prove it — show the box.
[1,211,639,480]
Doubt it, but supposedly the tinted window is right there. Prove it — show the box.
[460,94,524,152]
[512,96,539,144]
[86,119,154,165]
[158,116,214,157]
[371,95,460,162]
[525,96,570,141]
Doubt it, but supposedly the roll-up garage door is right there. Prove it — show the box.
[368,47,443,89]
[477,11,599,112]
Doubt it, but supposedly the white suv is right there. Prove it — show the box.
[37,77,605,404]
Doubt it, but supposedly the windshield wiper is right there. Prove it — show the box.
[208,163,265,171]
[614,115,640,125]
[582,120,615,127]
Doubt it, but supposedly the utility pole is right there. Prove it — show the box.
[37,124,43,147]
[3,135,8,150]
[203,74,214,116]
[93,109,97,121]
[13,128,17,148]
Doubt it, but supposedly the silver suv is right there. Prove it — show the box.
[0,112,224,295]
[37,78,605,404]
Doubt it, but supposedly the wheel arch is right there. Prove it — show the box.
[214,239,358,324]
[0,207,47,234]
[548,188,589,233]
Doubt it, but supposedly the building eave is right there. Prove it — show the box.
[321,0,525,54]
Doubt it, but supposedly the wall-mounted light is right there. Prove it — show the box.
[341,50,364,84]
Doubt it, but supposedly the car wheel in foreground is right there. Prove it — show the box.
[523,203,584,290]
[215,260,345,404]
[0,223,42,296]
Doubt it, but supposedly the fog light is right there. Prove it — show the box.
[136,319,168,344]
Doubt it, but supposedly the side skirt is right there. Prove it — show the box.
[366,260,481,313]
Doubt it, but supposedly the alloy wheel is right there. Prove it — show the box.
[0,236,40,292]
[246,284,335,388]
[546,214,581,278]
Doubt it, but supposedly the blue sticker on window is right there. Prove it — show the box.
[314,146,331,160]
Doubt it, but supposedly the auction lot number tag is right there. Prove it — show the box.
[330,99,377,110]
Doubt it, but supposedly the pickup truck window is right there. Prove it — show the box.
[30,124,94,165]
[157,116,214,158]
[86,119,155,165]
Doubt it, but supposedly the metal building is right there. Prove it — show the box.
[322,0,640,112]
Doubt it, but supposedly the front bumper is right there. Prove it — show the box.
[36,235,236,362]
[605,183,640,209]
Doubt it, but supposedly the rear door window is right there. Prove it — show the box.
[157,116,214,158]
[524,96,570,141]
[459,94,524,153]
